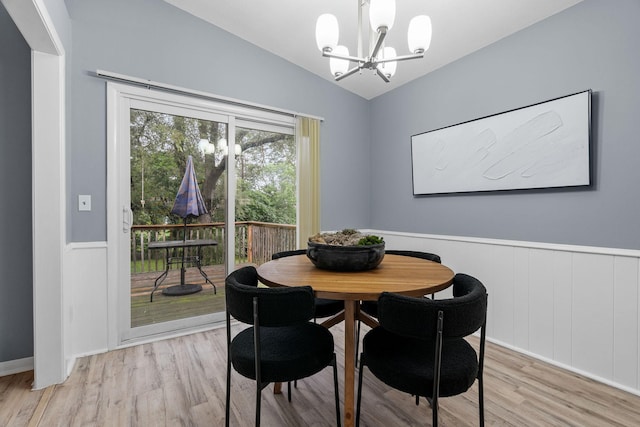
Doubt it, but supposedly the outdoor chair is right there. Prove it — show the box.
[225,266,341,427]
[356,273,488,427]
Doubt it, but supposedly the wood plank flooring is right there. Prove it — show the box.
[2,322,640,426]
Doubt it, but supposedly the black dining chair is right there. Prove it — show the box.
[356,249,442,364]
[225,266,341,427]
[360,250,441,317]
[272,249,344,322]
[355,273,488,427]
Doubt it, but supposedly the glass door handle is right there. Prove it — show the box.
[123,206,133,233]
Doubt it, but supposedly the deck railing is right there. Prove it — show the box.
[131,221,296,273]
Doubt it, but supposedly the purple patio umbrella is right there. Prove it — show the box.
[164,155,209,296]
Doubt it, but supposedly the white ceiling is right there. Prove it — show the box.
[164,0,582,100]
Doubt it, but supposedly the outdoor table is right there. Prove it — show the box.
[148,239,218,301]
[257,253,455,427]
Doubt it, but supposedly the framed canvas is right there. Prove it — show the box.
[411,90,592,195]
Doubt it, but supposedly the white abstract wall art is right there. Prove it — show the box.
[411,90,592,195]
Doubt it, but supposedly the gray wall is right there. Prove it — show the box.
[0,3,34,362]
[65,0,372,242]
[5,0,639,365]
[370,0,640,250]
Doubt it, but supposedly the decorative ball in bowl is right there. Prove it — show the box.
[307,229,385,272]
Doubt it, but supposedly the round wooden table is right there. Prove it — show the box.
[257,253,455,427]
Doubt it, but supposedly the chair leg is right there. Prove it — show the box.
[225,362,231,427]
[255,384,262,427]
[332,354,341,427]
[356,353,365,427]
[478,373,485,427]
[287,381,292,402]
[432,395,438,427]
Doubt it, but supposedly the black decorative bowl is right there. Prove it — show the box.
[307,241,385,272]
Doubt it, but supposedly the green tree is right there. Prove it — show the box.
[130,110,296,226]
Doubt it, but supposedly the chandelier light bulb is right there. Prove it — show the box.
[379,46,397,78]
[217,138,228,156]
[369,0,396,32]
[198,138,215,155]
[408,15,432,54]
[329,45,350,76]
[316,14,339,52]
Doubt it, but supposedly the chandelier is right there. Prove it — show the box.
[315,0,432,82]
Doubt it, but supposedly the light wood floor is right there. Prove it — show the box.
[2,322,640,426]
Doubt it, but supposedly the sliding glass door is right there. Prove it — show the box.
[233,124,297,264]
[128,107,229,331]
[108,84,296,344]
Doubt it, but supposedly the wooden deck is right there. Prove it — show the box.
[130,264,251,328]
[130,264,228,296]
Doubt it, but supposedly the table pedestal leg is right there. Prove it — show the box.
[343,300,356,427]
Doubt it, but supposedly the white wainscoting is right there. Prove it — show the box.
[370,230,640,396]
[16,233,640,397]
[64,242,109,376]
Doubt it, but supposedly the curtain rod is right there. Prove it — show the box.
[94,70,324,122]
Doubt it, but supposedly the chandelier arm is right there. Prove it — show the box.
[335,65,364,81]
[369,27,388,60]
[376,53,425,64]
[322,50,366,63]
[376,68,391,83]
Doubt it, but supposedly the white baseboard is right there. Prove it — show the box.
[488,337,640,398]
[0,357,34,377]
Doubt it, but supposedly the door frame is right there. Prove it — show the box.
[106,82,296,348]
[2,0,68,388]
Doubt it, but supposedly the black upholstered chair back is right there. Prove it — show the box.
[225,266,315,327]
[271,249,306,259]
[270,250,344,322]
[384,249,441,264]
[377,273,487,341]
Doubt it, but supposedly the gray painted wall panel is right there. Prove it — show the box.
[369,0,640,249]
[6,0,639,367]
[65,0,371,242]
[0,4,34,362]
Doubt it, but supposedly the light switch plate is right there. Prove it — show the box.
[78,195,91,211]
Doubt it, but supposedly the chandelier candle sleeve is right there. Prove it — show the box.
[330,45,350,77]
[380,47,397,78]
[408,15,432,53]
[369,0,396,31]
[316,14,339,52]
